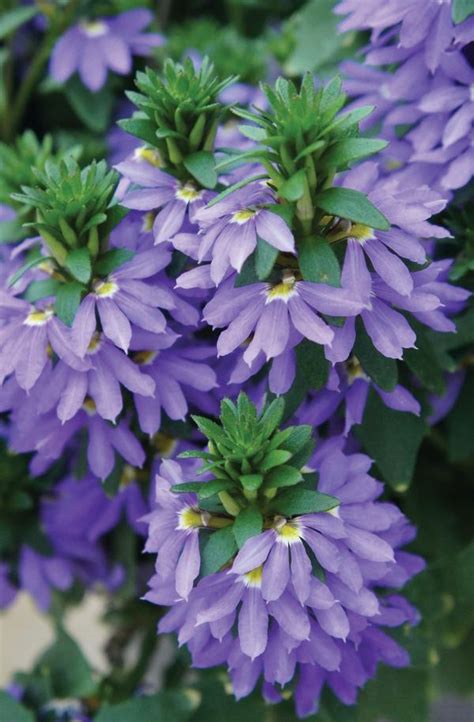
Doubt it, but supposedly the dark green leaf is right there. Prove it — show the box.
[452,0,474,23]
[404,322,445,395]
[0,691,34,722]
[355,389,427,490]
[255,237,279,279]
[280,425,313,455]
[295,339,330,391]
[200,526,237,575]
[234,253,260,287]
[184,151,217,189]
[258,397,285,438]
[35,629,95,698]
[316,187,390,231]
[232,506,263,548]
[54,281,83,326]
[259,449,293,472]
[65,247,91,284]
[117,117,158,147]
[65,77,114,133]
[0,6,38,39]
[265,465,303,489]
[95,691,196,722]
[94,248,135,276]
[206,174,267,208]
[269,488,339,515]
[24,279,60,302]
[323,138,388,170]
[8,255,52,287]
[279,169,306,201]
[354,319,398,391]
[299,235,340,286]
[447,369,474,462]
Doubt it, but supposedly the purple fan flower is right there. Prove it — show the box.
[130,331,217,435]
[193,183,295,284]
[50,9,164,92]
[37,333,155,423]
[0,294,89,391]
[116,157,212,244]
[144,460,203,600]
[71,246,174,355]
[146,440,424,716]
[203,272,365,366]
[0,562,17,609]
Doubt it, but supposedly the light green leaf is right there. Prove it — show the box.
[279,169,307,201]
[265,465,303,489]
[65,77,114,133]
[299,235,340,286]
[255,237,279,279]
[200,527,237,575]
[0,6,38,39]
[269,488,339,515]
[94,248,135,276]
[452,0,474,23]
[35,629,95,698]
[323,138,388,170]
[65,248,91,284]
[316,187,390,231]
[8,255,52,288]
[54,282,84,326]
[232,506,263,548]
[95,690,196,722]
[184,151,217,189]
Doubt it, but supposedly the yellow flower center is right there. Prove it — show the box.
[346,355,367,383]
[133,146,163,167]
[24,308,53,326]
[152,433,178,457]
[175,184,203,203]
[178,507,204,530]
[83,397,96,415]
[265,271,297,303]
[119,465,136,490]
[94,279,118,298]
[243,566,263,587]
[81,20,108,37]
[87,333,102,355]
[350,223,376,244]
[142,212,155,233]
[274,516,302,544]
[133,350,157,366]
[231,209,256,225]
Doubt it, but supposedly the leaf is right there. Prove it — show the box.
[279,169,307,201]
[184,151,217,189]
[295,339,330,391]
[259,449,293,472]
[0,6,38,39]
[65,247,91,284]
[35,629,95,698]
[255,237,279,279]
[316,187,390,231]
[234,253,260,287]
[355,389,427,490]
[117,117,158,147]
[403,321,445,395]
[299,235,341,286]
[24,279,60,302]
[95,691,196,722]
[258,397,285,438]
[280,425,313,455]
[238,124,267,141]
[8,255,52,287]
[240,474,264,492]
[65,77,114,133]
[54,282,84,326]
[94,248,135,276]
[232,506,263,548]
[200,527,237,575]
[447,369,474,462]
[284,0,341,75]
[0,691,34,722]
[205,174,267,207]
[269,488,339,516]
[265,465,303,489]
[452,0,474,23]
[353,318,398,391]
[323,138,388,170]
[192,415,229,445]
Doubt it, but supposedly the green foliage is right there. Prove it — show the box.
[452,0,474,23]
[95,690,197,722]
[0,691,34,722]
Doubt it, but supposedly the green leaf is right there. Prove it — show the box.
[240,474,264,492]
[447,369,474,462]
[323,138,388,170]
[404,322,445,395]
[284,0,341,75]
[65,77,114,133]
[238,124,267,141]
[279,169,307,201]
[295,339,330,391]
[355,389,427,490]
[269,488,339,515]
[0,691,34,722]
[255,237,279,279]
[299,235,341,286]
[192,414,229,445]
[24,279,60,302]
[258,397,285,438]
[54,282,83,326]
[94,248,135,276]
[95,691,196,722]
[35,629,95,698]
[234,253,260,287]
[353,319,398,391]
[0,6,38,39]
[8,255,52,287]
[65,248,91,284]
[232,506,263,548]
[265,465,303,489]
[316,187,390,231]
[205,174,267,208]
[172,479,233,498]
[280,425,313,455]
[259,449,293,472]
[200,526,237,575]
[184,151,217,189]
[452,0,474,23]
[117,117,158,147]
